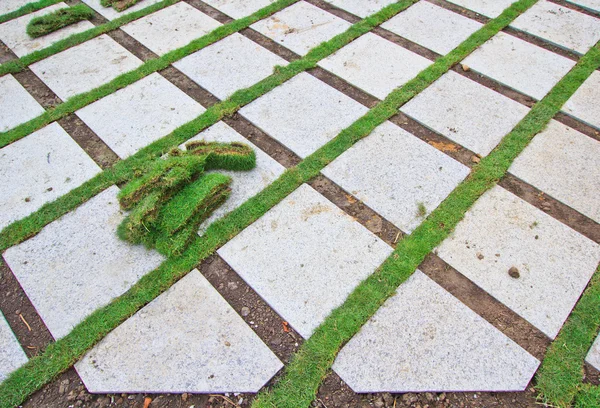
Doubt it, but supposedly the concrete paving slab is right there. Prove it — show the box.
[0,312,28,383]
[218,184,392,338]
[322,121,470,233]
[251,1,351,56]
[510,0,600,55]
[333,271,540,392]
[0,0,31,16]
[81,0,163,21]
[0,3,95,58]
[436,185,600,339]
[562,70,600,130]
[586,334,600,371]
[121,2,221,56]
[0,122,101,231]
[567,0,600,11]
[318,32,431,99]
[3,186,164,340]
[202,0,278,19]
[445,0,517,17]
[381,1,483,55]
[75,270,282,393]
[173,33,287,100]
[463,31,576,100]
[76,73,205,158]
[510,120,600,224]
[29,34,143,100]
[401,71,530,156]
[239,72,368,158]
[325,0,397,18]
[0,74,45,132]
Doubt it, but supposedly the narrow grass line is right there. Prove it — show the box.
[536,265,600,407]
[0,0,62,24]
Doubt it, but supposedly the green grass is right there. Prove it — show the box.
[0,0,63,24]
[26,4,94,38]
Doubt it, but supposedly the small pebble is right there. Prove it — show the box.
[241,306,250,317]
[476,252,484,260]
[508,266,520,279]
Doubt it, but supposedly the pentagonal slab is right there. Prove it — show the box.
[0,312,28,383]
[445,0,517,17]
[562,70,600,130]
[0,74,45,132]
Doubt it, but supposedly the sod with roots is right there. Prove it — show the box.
[26,4,94,38]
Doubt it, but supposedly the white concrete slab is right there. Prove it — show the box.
[202,0,278,19]
[0,3,95,58]
[445,0,517,17]
[240,72,368,158]
[174,33,287,100]
[318,32,431,99]
[325,0,397,18]
[381,2,483,55]
[76,270,282,393]
[76,73,205,158]
[463,31,576,100]
[0,312,28,383]
[322,121,470,233]
[3,186,165,340]
[567,0,600,12]
[0,0,31,16]
[586,334,600,372]
[0,74,45,132]
[218,184,392,338]
[401,71,530,156]
[0,122,101,231]
[30,34,142,100]
[121,2,221,56]
[179,121,285,234]
[437,185,600,339]
[511,1,600,55]
[510,120,600,224]
[251,1,351,56]
[81,0,163,21]
[333,271,540,392]
[562,70,600,130]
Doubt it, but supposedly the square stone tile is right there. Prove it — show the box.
[322,121,470,233]
[381,2,483,55]
[0,122,101,231]
[121,3,221,56]
[463,32,576,100]
[30,34,143,100]
[3,187,164,340]
[251,1,351,56]
[562,70,600,130]
[0,74,45,132]
[445,0,517,17]
[510,1,600,55]
[76,73,205,158]
[81,0,163,21]
[76,270,282,393]
[325,0,397,18]
[510,120,600,224]
[0,312,28,383]
[436,185,600,339]
[180,121,285,234]
[173,33,287,100]
[333,271,540,392]
[318,33,431,99]
[0,3,95,57]
[401,71,530,156]
[0,0,31,15]
[586,334,600,371]
[202,0,278,19]
[218,184,392,338]
[567,0,600,11]
[239,72,368,158]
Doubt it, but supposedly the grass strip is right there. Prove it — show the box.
[0,0,63,24]
[26,4,94,38]
[536,265,600,407]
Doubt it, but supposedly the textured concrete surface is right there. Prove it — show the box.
[3,186,164,339]
[0,74,45,132]
[333,271,540,393]
[446,0,517,17]
[174,33,287,100]
[30,34,142,100]
[401,71,530,156]
[562,70,600,130]
[463,32,576,100]
[0,122,101,231]
[181,121,286,234]
[82,0,163,21]
[511,0,600,55]
[121,3,221,56]
[325,0,397,17]
[251,1,351,56]
[322,121,470,233]
[0,312,28,383]
[76,73,205,158]
[202,0,278,19]
[0,0,31,15]
[76,270,282,393]
[567,0,600,11]
[586,334,600,372]
[318,32,431,99]
[218,184,392,338]
[0,3,95,57]
[510,120,600,224]
[240,72,367,158]
[381,1,483,55]
[437,186,600,339]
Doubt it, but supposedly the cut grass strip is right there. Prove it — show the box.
[0,0,63,24]
[536,265,600,407]
[26,4,94,38]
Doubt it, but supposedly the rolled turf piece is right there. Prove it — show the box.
[26,4,94,38]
